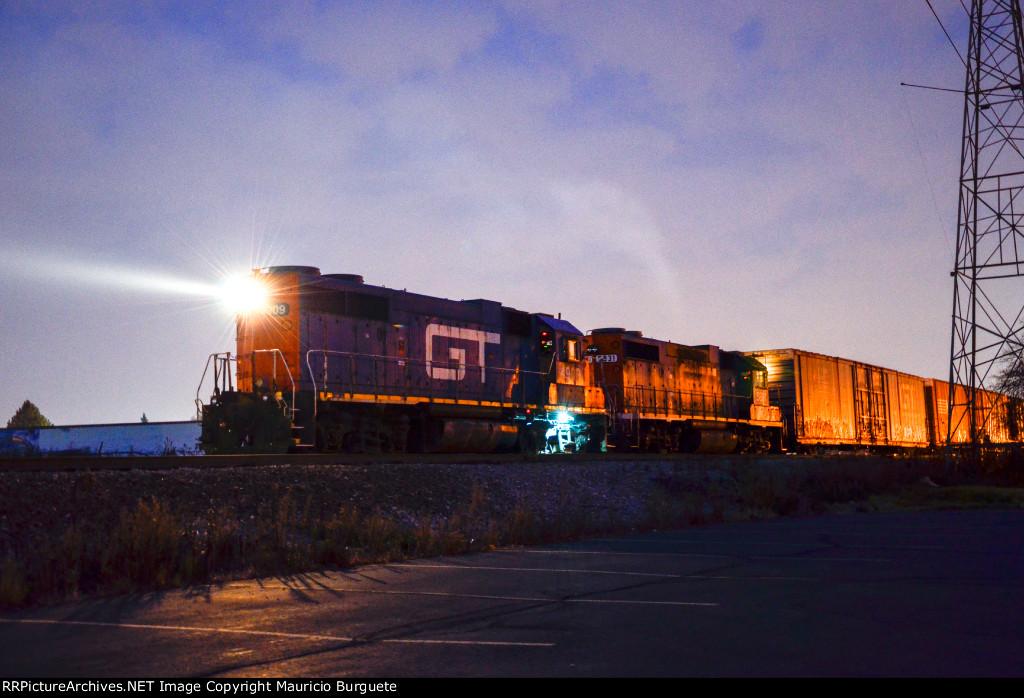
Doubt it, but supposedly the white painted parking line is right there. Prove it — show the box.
[517,548,773,559]
[250,584,719,607]
[514,548,891,563]
[393,562,682,577]
[602,537,948,551]
[0,618,555,648]
[384,638,554,646]
[570,599,717,607]
[1,618,357,643]
[748,555,892,562]
[674,525,988,539]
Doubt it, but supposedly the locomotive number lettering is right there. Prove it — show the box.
[270,303,290,317]
[425,323,500,383]
[587,354,618,363]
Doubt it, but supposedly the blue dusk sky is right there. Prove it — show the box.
[1,1,969,424]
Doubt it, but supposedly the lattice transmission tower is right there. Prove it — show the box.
[949,0,1024,461]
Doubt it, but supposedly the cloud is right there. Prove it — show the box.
[264,0,499,83]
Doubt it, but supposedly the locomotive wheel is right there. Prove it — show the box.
[585,422,606,453]
[315,424,342,452]
[514,423,545,454]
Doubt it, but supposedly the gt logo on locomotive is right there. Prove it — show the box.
[424,323,500,382]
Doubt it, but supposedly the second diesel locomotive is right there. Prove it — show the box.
[586,328,781,453]
[198,266,783,454]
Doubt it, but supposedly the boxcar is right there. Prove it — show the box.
[925,378,1021,445]
[748,348,930,451]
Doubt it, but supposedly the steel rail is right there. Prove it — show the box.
[0,450,820,473]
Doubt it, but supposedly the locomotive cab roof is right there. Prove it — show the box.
[538,315,583,335]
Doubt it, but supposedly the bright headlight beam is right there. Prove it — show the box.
[2,250,220,297]
[219,275,269,315]
[1,249,268,317]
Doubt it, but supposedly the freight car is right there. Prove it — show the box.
[748,348,1022,451]
[749,348,929,451]
[925,378,1023,446]
[199,266,607,454]
[586,329,782,453]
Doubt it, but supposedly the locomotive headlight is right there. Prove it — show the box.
[220,275,270,315]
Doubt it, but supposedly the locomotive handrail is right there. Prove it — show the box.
[619,385,758,422]
[195,352,235,421]
[305,349,552,418]
[247,349,297,419]
[195,350,296,421]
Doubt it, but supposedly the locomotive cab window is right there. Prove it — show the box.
[561,337,581,362]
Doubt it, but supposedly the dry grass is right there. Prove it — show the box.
[0,487,613,608]
[642,452,1024,527]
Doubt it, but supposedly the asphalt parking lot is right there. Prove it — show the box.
[2,508,1023,677]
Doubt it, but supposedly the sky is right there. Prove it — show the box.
[0,0,971,425]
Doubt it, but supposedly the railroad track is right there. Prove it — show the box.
[0,450,756,473]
